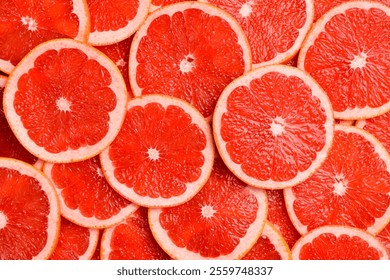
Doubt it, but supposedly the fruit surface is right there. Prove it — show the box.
[356,111,390,152]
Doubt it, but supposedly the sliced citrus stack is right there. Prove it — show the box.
[0,158,60,259]
[50,217,99,260]
[150,0,183,12]
[242,222,292,260]
[101,207,170,260]
[298,1,390,120]
[200,0,314,68]
[86,0,150,45]
[213,65,334,189]
[129,1,251,119]
[377,222,390,256]
[100,94,214,208]
[285,125,390,235]
[43,156,138,229]
[292,225,389,260]
[0,0,89,74]
[356,111,390,152]
[4,38,128,163]
[148,158,267,260]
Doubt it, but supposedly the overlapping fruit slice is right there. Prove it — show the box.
[377,222,390,256]
[356,111,390,152]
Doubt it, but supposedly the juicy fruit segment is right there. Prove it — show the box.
[4,39,128,163]
[43,156,138,229]
[130,1,251,119]
[148,158,268,260]
[0,158,60,259]
[201,0,314,67]
[213,65,334,189]
[298,2,390,119]
[0,0,89,73]
[100,94,215,207]
[356,111,390,152]
[101,207,170,260]
[285,125,390,235]
[50,217,99,260]
[292,225,389,260]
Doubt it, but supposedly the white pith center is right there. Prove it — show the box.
[0,211,7,230]
[56,97,71,112]
[239,2,253,18]
[201,205,216,219]
[179,54,195,73]
[270,116,285,137]
[147,148,160,161]
[350,52,368,70]
[21,16,38,31]
[333,175,348,196]
[116,58,126,68]
[96,167,104,178]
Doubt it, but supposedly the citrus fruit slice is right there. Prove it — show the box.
[4,38,128,163]
[285,125,390,235]
[292,225,389,260]
[150,0,183,12]
[0,0,89,74]
[50,217,99,260]
[267,190,301,249]
[356,111,390,152]
[298,1,390,120]
[148,158,268,260]
[377,222,390,256]
[43,156,138,229]
[100,94,215,208]
[101,207,170,260]
[200,0,314,68]
[0,158,60,259]
[213,65,334,189]
[129,1,251,119]
[242,222,292,260]
[86,0,150,46]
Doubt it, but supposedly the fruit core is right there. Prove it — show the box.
[201,204,216,219]
[147,147,160,161]
[56,97,72,112]
[21,16,38,32]
[239,2,253,18]
[0,211,7,230]
[96,167,104,177]
[116,58,126,68]
[179,54,195,73]
[270,116,285,137]
[333,174,348,196]
[350,52,368,70]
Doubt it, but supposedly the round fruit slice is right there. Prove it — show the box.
[213,65,334,189]
[242,222,292,260]
[150,0,183,12]
[4,38,128,163]
[100,94,215,208]
[129,1,251,119]
[101,207,170,260]
[43,156,138,229]
[0,0,89,74]
[292,225,389,260]
[377,222,390,256]
[0,158,60,259]
[148,158,268,260]
[298,1,390,120]
[356,111,390,152]
[285,125,390,235]
[50,217,99,260]
[200,0,314,68]
[86,0,150,45]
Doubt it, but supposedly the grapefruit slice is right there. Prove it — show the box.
[200,0,314,68]
[298,1,390,120]
[292,225,389,260]
[377,222,390,256]
[101,207,170,260]
[148,157,268,260]
[150,0,183,12]
[285,125,390,235]
[86,0,150,45]
[0,158,60,259]
[100,94,215,208]
[0,0,89,74]
[242,222,292,260]
[50,217,99,260]
[4,38,128,163]
[129,1,251,119]
[43,156,138,229]
[213,65,334,189]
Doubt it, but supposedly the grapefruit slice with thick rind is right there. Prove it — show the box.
[292,225,389,260]
[86,0,150,46]
[100,207,170,260]
[298,1,390,120]
[285,125,390,235]
[0,158,60,259]
[4,38,128,163]
[213,65,334,189]
[129,1,251,119]
[200,0,314,68]
[43,156,138,229]
[0,0,90,74]
[50,217,99,260]
[100,94,215,208]
[148,158,268,260]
